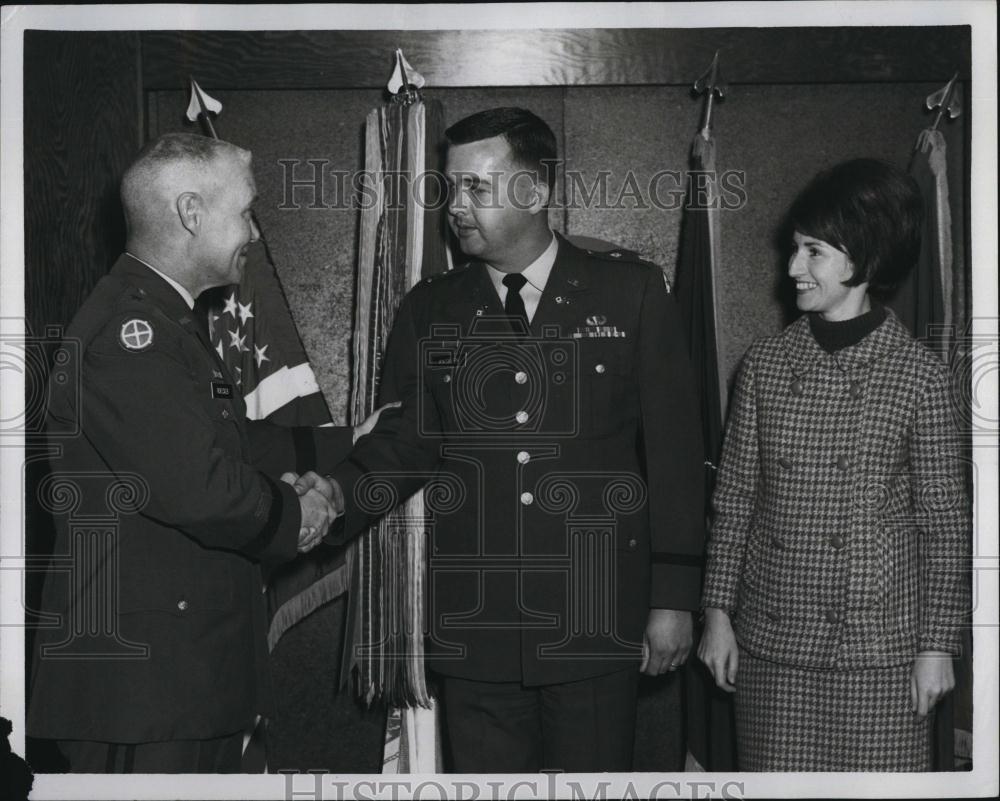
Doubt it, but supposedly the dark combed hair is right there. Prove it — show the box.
[786,158,924,294]
[445,107,558,195]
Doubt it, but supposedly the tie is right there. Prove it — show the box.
[503,273,529,334]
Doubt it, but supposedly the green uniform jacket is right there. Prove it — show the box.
[27,255,352,743]
[332,236,705,685]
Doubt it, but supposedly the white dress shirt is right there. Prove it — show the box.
[485,234,558,324]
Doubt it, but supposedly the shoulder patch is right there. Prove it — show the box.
[118,318,155,352]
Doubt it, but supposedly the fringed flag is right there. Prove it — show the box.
[350,53,445,772]
[676,54,738,773]
[900,77,971,772]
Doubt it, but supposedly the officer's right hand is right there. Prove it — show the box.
[296,487,337,553]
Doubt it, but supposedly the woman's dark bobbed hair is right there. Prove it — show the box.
[787,158,924,294]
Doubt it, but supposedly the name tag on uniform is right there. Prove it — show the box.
[211,381,234,400]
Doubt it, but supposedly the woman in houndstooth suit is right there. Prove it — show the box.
[698,159,969,771]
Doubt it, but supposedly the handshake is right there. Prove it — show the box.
[280,401,402,554]
[281,471,342,554]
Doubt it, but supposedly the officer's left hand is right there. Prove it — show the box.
[640,608,693,676]
[353,401,402,443]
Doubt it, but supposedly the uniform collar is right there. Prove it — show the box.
[125,252,196,309]
[110,254,199,323]
[468,233,591,308]
[484,233,558,296]
[782,305,912,377]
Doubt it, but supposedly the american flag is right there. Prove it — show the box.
[205,239,331,428]
[201,237,347,657]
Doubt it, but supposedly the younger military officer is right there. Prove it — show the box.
[27,133,384,772]
[306,108,705,772]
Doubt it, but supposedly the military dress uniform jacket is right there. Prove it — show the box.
[27,255,354,744]
[331,236,705,686]
[702,310,970,670]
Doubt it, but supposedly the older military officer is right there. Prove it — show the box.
[302,108,704,772]
[27,134,384,772]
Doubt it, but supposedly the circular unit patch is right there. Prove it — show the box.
[119,318,154,351]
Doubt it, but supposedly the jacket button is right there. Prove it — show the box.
[595,364,606,374]
[765,610,781,622]
[830,534,846,549]
[517,450,530,464]
[791,380,804,396]
[627,538,638,549]
[778,457,792,470]
[849,381,863,399]
[520,492,534,506]
[515,410,529,424]
[443,373,452,383]
[826,608,841,624]
[771,536,786,550]
[177,599,189,611]
[836,455,850,471]
[514,371,528,384]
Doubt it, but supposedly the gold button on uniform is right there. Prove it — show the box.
[177,600,189,611]
[517,451,530,464]
[595,364,606,374]
[443,373,452,383]
[514,371,528,384]
[515,411,529,424]
[520,492,534,506]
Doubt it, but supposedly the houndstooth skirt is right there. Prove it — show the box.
[735,650,932,771]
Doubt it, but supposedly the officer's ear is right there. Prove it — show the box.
[176,192,205,235]
[528,178,550,215]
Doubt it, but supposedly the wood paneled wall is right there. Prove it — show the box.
[23,31,142,336]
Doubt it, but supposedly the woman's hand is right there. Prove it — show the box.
[911,651,955,717]
[697,608,739,692]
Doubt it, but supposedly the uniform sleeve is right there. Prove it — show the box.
[911,358,971,654]
[81,322,300,567]
[326,287,442,541]
[248,421,355,479]
[637,266,706,610]
[701,348,760,613]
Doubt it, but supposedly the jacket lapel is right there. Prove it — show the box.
[530,236,590,337]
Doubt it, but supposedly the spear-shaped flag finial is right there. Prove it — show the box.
[186,77,223,139]
[387,49,425,104]
[925,72,962,131]
[693,51,727,138]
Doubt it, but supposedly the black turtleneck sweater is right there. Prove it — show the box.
[807,304,887,354]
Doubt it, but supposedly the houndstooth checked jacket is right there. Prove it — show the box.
[702,309,970,670]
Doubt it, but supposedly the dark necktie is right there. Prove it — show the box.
[503,273,529,334]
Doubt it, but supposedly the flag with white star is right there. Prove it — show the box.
[204,241,331,426]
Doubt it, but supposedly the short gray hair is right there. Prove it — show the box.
[121,133,250,237]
